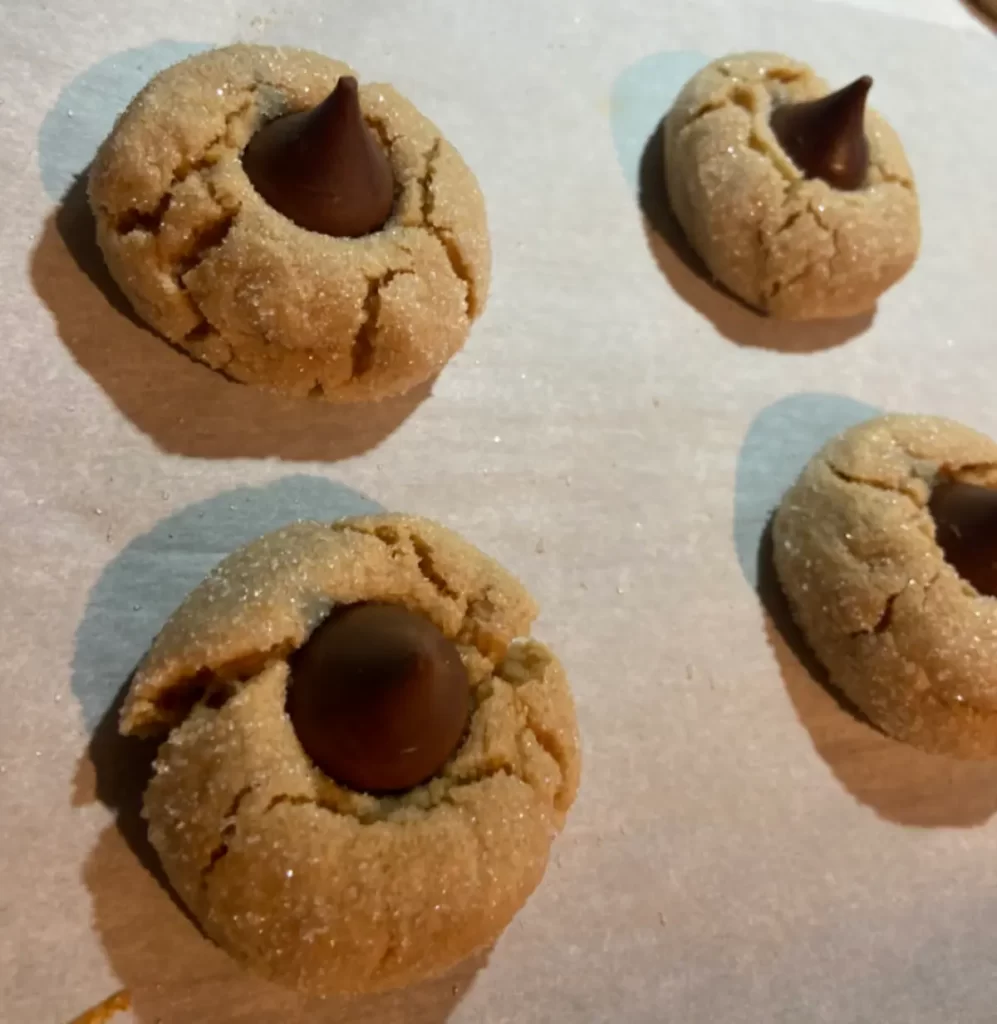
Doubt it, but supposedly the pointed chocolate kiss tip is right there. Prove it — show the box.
[770,75,873,191]
[242,74,395,237]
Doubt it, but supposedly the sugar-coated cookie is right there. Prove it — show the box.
[665,53,919,320]
[89,45,490,401]
[121,515,580,994]
[774,415,997,758]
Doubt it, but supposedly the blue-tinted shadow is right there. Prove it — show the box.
[734,392,879,588]
[38,40,211,201]
[73,474,381,736]
[609,50,707,191]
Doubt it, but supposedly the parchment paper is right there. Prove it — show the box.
[2,1,997,1021]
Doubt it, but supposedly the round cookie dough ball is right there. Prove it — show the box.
[120,515,580,995]
[665,53,920,320]
[88,45,490,401]
[773,415,997,758]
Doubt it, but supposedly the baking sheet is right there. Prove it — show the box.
[2,1,997,1021]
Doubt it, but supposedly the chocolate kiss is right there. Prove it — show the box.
[929,481,997,597]
[242,75,394,237]
[770,76,872,191]
[287,603,470,794]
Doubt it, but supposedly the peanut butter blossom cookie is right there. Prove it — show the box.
[774,415,997,758]
[89,45,490,401]
[120,515,580,994]
[665,52,920,320]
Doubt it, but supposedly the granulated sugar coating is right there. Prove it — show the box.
[774,415,997,756]
[665,52,920,320]
[121,515,580,995]
[88,45,491,401]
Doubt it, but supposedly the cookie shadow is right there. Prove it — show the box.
[30,173,435,462]
[70,476,490,1021]
[731,391,997,830]
[735,395,997,827]
[81,821,490,1024]
[638,119,874,354]
[757,521,997,829]
[70,475,383,735]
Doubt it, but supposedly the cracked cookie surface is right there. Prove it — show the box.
[774,415,997,757]
[664,53,919,320]
[121,514,580,994]
[88,45,490,401]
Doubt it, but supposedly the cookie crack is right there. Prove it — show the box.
[335,522,462,602]
[177,189,239,343]
[365,112,402,151]
[265,793,320,813]
[805,201,847,272]
[873,584,997,715]
[849,588,903,639]
[418,138,474,317]
[332,522,404,551]
[410,533,460,601]
[350,269,415,380]
[114,194,172,234]
[773,208,804,236]
[177,211,237,279]
[224,786,254,819]
[765,67,806,84]
[200,785,254,881]
[457,589,527,666]
[259,762,537,828]
[825,459,921,502]
[760,198,822,302]
[765,263,810,302]
[113,88,258,237]
[266,790,392,825]
[374,931,401,975]
[152,640,295,727]
[515,704,571,803]
[870,157,915,192]
[182,317,234,370]
[941,462,997,485]
[519,722,568,802]
[201,824,237,880]
[683,96,727,128]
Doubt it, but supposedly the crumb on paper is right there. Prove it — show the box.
[68,989,131,1024]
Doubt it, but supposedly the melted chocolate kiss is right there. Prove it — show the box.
[287,603,470,793]
[929,481,997,597]
[770,76,873,191]
[242,75,394,237]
